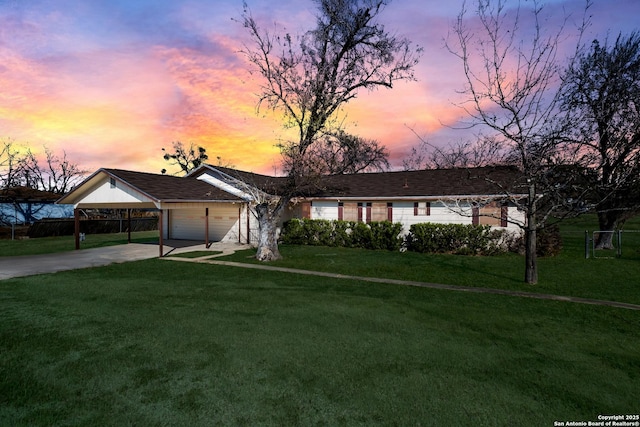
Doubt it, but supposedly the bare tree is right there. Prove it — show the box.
[18,147,86,194]
[0,138,24,190]
[403,136,509,170]
[239,0,421,261]
[282,130,389,177]
[560,32,640,249]
[447,0,589,284]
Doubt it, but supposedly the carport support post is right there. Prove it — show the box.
[74,208,80,250]
[205,208,209,248]
[158,210,164,257]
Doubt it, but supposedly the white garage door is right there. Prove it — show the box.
[170,205,239,241]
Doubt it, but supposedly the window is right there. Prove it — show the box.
[413,201,431,216]
[472,202,508,227]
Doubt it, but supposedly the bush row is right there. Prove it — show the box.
[280,218,404,251]
[280,219,519,255]
[405,223,512,255]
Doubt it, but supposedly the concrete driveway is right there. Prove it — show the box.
[0,241,249,280]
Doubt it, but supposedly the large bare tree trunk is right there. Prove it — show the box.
[595,210,619,249]
[524,225,538,285]
[255,202,283,261]
[525,182,538,285]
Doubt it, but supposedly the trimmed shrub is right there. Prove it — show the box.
[406,223,510,255]
[280,219,404,251]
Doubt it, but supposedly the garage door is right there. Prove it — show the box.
[170,206,239,241]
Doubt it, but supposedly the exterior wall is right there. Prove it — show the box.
[295,200,524,235]
[79,177,155,205]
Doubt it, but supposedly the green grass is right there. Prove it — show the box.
[1,259,638,426]
[220,215,640,305]
[0,215,638,424]
[0,231,158,257]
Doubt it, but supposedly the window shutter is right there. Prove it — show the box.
[501,205,508,227]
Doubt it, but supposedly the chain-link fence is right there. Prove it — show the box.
[585,230,640,259]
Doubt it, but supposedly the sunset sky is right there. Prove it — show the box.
[2,0,639,176]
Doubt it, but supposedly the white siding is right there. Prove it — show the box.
[391,201,472,234]
[79,178,155,204]
[304,200,523,234]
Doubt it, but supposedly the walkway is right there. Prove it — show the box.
[163,255,640,311]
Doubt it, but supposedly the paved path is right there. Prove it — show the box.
[164,256,640,311]
[0,242,249,280]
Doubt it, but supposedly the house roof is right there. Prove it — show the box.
[102,169,243,202]
[58,165,525,207]
[0,187,60,203]
[191,164,524,199]
[314,166,525,199]
[57,168,243,205]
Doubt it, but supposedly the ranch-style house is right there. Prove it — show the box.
[57,164,526,255]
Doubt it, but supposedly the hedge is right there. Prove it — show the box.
[405,222,509,255]
[280,219,535,256]
[280,218,404,251]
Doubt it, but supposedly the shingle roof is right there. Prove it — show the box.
[197,165,524,199]
[103,169,243,202]
[314,166,524,198]
[0,187,60,203]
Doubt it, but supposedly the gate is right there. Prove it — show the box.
[585,230,640,259]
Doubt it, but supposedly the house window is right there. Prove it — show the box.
[413,201,431,216]
[472,202,509,227]
[110,177,116,189]
[357,202,372,223]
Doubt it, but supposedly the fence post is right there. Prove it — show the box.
[585,230,590,259]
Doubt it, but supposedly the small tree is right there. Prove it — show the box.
[239,0,421,261]
[447,0,589,284]
[560,32,640,248]
[161,141,209,175]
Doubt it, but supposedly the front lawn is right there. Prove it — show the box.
[1,259,638,426]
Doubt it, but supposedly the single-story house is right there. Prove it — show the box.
[57,164,526,255]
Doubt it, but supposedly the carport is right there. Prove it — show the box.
[57,168,249,256]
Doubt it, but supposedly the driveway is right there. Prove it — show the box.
[0,241,249,280]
